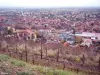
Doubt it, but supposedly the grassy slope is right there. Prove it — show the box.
[0,54,88,75]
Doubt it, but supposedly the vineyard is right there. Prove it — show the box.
[0,37,100,75]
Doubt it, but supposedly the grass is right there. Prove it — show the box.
[47,49,57,57]
[0,54,88,75]
[16,71,35,75]
[32,65,86,75]
[0,54,10,62]
[10,59,26,67]
[17,72,30,75]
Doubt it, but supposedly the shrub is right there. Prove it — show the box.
[17,71,35,75]
[32,66,67,75]
[0,54,9,62]
[0,41,7,50]
[32,66,44,73]
[47,49,57,57]
[89,57,94,61]
[10,60,26,67]
[67,56,74,62]
[17,71,29,75]
[74,56,81,62]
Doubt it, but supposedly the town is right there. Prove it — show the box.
[0,8,100,47]
[0,8,100,75]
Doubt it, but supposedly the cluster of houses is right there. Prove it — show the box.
[75,32,100,47]
[0,26,40,42]
[59,31,100,47]
[1,26,100,47]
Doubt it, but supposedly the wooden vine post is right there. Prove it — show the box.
[25,40,28,62]
[32,55,35,64]
[40,38,43,59]
[56,49,60,62]
[45,45,47,58]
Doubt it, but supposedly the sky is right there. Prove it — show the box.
[0,0,100,8]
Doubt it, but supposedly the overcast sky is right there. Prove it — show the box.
[0,0,100,8]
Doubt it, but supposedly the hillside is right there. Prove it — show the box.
[0,54,88,75]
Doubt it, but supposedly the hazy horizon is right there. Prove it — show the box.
[0,0,100,8]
